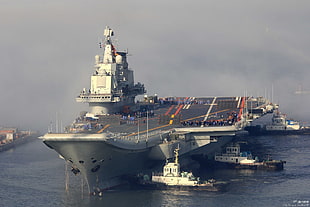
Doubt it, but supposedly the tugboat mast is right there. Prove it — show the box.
[174,147,180,164]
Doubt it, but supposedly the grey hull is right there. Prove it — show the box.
[44,139,152,193]
[43,134,233,193]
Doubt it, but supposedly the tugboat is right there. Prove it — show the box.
[214,144,286,170]
[245,111,310,135]
[137,147,226,191]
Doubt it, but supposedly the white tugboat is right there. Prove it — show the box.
[215,144,285,170]
[137,147,226,191]
[215,144,257,165]
[245,111,310,135]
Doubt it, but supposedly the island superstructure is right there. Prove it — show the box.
[76,26,145,115]
[40,27,275,195]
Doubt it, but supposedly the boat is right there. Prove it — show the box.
[245,111,310,136]
[136,147,225,191]
[214,144,286,170]
[0,128,38,152]
[39,26,272,195]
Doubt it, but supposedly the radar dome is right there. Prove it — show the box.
[116,55,123,64]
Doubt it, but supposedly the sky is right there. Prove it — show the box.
[1,0,310,132]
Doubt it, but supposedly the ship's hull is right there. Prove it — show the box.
[212,160,285,171]
[43,133,234,194]
[245,125,310,136]
[44,139,154,193]
[135,182,224,192]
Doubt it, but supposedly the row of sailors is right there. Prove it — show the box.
[181,119,236,127]
[121,111,155,120]
[68,122,102,132]
[158,99,209,105]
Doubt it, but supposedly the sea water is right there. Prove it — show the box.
[0,135,309,207]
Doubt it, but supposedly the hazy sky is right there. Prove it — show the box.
[1,0,310,131]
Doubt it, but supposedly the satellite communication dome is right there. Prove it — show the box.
[116,55,122,64]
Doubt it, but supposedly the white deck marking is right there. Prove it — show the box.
[202,97,217,123]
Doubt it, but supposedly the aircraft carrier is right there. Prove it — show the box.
[40,27,274,194]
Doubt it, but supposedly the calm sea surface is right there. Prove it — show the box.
[0,135,309,207]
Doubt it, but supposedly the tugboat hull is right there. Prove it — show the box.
[136,182,225,192]
[245,125,310,136]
